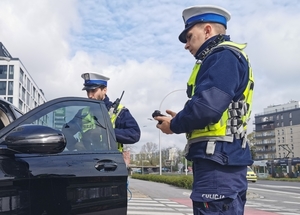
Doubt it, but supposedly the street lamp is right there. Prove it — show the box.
[158,89,186,175]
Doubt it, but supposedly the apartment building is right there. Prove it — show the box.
[254,100,300,159]
[0,42,46,113]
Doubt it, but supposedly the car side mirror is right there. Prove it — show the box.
[2,124,66,154]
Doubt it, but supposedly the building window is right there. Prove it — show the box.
[27,78,30,91]
[290,128,293,134]
[282,137,284,143]
[279,153,281,158]
[19,99,23,110]
[22,87,25,101]
[19,69,24,83]
[289,112,292,118]
[281,114,283,119]
[290,120,292,126]
[0,65,7,79]
[0,81,6,95]
[33,86,36,99]
[281,129,284,135]
[276,115,279,120]
[7,97,13,103]
[26,92,30,106]
[9,65,14,79]
[281,122,284,127]
[8,81,13,95]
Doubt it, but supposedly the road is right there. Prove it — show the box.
[247,180,300,213]
[127,177,300,215]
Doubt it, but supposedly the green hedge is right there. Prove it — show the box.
[131,174,193,189]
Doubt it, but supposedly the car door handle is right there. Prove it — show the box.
[95,160,118,171]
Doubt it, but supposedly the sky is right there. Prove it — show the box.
[1,0,300,153]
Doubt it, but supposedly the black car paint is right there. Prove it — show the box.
[0,97,128,214]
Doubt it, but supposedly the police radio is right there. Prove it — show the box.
[112,91,125,114]
[152,110,166,124]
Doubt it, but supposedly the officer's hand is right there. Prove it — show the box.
[155,116,173,134]
[166,109,177,118]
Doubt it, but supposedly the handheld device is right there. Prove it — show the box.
[112,91,125,114]
[152,110,166,124]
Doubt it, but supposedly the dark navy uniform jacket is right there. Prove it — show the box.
[170,35,253,166]
[103,95,141,144]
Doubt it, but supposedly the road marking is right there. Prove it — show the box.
[257,199,278,202]
[182,191,191,196]
[278,213,300,215]
[248,187,300,197]
[283,201,300,205]
[256,185,300,190]
[128,198,193,215]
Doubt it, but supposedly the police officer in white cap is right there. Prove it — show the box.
[64,72,140,157]
[155,5,254,215]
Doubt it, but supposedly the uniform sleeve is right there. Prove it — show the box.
[62,109,82,135]
[170,49,249,134]
[114,108,141,144]
[62,109,82,149]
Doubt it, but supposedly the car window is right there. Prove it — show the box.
[15,100,113,153]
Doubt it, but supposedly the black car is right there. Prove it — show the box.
[0,97,128,215]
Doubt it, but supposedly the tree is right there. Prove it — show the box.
[247,131,257,159]
[140,142,158,166]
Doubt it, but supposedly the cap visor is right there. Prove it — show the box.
[178,24,195,43]
[82,85,99,91]
[179,29,188,43]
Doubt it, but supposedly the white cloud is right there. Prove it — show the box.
[1,0,300,152]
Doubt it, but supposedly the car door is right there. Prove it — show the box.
[0,97,128,215]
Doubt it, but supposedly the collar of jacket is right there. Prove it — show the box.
[103,95,113,110]
[195,34,230,61]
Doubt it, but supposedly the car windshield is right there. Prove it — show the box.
[247,166,254,172]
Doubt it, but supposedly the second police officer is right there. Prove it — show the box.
[63,72,141,155]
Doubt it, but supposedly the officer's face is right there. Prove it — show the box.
[184,24,210,56]
[86,87,107,100]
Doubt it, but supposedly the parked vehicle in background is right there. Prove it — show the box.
[247,166,257,183]
[0,97,128,214]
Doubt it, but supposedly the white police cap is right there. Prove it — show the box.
[81,72,110,90]
[179,5,231,43]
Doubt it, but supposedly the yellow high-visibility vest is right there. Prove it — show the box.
[186,41,254,145]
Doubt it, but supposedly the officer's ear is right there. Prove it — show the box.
[203,24,213,40]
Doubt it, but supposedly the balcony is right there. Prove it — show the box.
[255,149,276,154]
[255,133,275,139]
[254,119,274,125]
[254,141,276,146]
